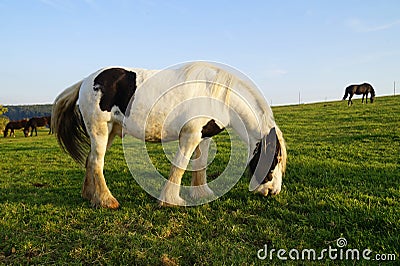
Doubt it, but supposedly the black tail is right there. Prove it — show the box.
[342,90,349,100]
[52,81,90,165]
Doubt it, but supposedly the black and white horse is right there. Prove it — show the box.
[52,62,287,208]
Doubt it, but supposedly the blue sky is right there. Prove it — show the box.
[1,0,399,105]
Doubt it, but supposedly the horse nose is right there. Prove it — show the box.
[269,187,281,196]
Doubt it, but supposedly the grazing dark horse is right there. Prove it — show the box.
[24,116,51,137]
[343,83,375,106]
[3,119,28,137]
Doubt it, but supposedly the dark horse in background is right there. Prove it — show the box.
[24,116,52,137]
[3,119,28,137]
[343,83,375,106]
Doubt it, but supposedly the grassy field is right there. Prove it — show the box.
[0,96,399,265]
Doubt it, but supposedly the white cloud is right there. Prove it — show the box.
[266,69,288,78]
[348,18,400,32]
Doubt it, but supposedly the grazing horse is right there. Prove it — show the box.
[24,116,51,137]
[52,62,287,209]
[3,119,28,137]
[342,83,375,106]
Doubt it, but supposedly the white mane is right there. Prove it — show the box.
[181,62,275,136]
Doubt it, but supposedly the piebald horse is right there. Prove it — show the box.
[52,62,287,208]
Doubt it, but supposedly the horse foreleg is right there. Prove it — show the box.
[190,138,214,200]
[83,122,119,209]
[30,127,35,137]
[159,132,201,206]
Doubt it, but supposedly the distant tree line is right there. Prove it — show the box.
[2,104,52,121]
[0,105,8,130]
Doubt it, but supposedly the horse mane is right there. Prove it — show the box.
[366,83,376,96]
[181,62,276,136]
[181,62,233,106]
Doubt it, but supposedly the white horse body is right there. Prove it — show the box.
[52,62,286,208]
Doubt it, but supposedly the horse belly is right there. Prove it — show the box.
[124,106,180,142]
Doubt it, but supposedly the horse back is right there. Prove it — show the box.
[6,119,27,130]
[26,116,50,128]
[347,83,373,95]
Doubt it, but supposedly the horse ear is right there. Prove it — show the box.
[249,127,277,191]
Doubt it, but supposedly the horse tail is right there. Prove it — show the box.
[52,80,89,165]
[342,87,349,100]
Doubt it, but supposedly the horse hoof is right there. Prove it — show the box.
[103,197,120,209]
[190,185,214,199]
[91,196,120,209]
[158,196,187,207]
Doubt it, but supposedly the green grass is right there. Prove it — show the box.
[0,96,399,265]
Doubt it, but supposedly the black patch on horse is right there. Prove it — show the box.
[201,119,224,138]
[249,134,280,183]
[93,68,137,114]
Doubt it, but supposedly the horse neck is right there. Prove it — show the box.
[24,121,31,130]
[228,87,276,152]
[370,88,375,96]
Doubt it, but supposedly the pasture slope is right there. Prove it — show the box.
[0,95,399,265]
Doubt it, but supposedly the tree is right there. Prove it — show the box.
[0,105,7,116]
[0,105,9,132]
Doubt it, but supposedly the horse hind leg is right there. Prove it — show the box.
[348,94,353,106]
[190,138,214,200]
[82,121,119,209]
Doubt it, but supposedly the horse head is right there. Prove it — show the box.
[248,127,287,196]
[370,91,375,103]
[23,124,30,137]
